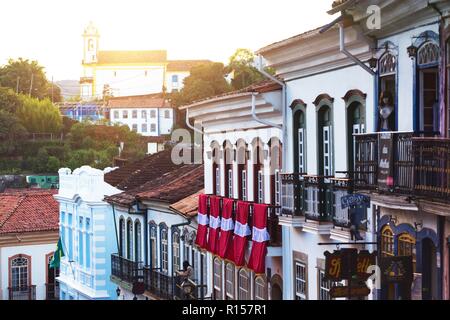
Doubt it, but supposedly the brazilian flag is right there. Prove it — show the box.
[50,238,65,269]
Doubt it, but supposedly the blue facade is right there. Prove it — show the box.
[55,166,121,300]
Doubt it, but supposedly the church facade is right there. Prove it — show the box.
[80,22,209,101]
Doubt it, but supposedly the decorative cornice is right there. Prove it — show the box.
[342,89,367,102]
[313,94,334,106]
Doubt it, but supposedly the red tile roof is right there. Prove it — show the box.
[137,165,204,203]
[169,189,204,218]
[105,164,204,207]
[0,190,59,235]
[97,50,167,65]
[104,148,188,191]
[167,60,211,72]
[107,93,171,109]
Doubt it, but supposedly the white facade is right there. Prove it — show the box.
[0,243,57,300]
[54,166,121,300]
[184,86,284,300]
[109,107,174,137]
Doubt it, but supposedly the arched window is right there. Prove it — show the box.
[417,42,440,66]
[119,218,125,257]
[88,39,94,51]
[236,140,248,201]
[182,228,190,263]
[292,100,307,174]
[211,142,221,196]
[149,222,157,268]
[224,141,233,198]
[416,41,440,132]
[172,231,180,274]
[378,50,397,131]
[134,220,142,262]
[238,268,251,300]
[225,263,235,300]
[381,226,394,257]
[213,258,223,300]
[254,276,267,300]
[126,219,133,260]
[379,52,397,76]
[398,233,416,272]
[346,98,366,172]
[269,138,282,215]
[10,256,30,289]
[316,99,334,176]
[160,225,169,274]
[252,139,264,203]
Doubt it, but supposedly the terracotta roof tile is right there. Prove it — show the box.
[0,190,59,234]
[108,93,171,109]
[169,189,204,218]
[104,148,194,191]
[105,164,204,207]
[97,50,167,64]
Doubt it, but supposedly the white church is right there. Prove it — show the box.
[80,22,210,100]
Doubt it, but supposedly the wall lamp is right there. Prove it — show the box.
[388,215,398,225]
[414,221,423,232]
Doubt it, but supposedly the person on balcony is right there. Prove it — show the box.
[378,91,395,132]
[176,261,194,281]
[175,261,194,299]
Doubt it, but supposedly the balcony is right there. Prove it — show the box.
[45,282,60,300]
[143,267,208,300]
[8,286,36,300]
[111,253,143,286]
[280,174,361,235]
[354,132,449,202]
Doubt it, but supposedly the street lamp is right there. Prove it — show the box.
[116,287,121,297]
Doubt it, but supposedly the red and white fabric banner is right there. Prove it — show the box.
[218,198,234,259]
[232,201,251,266]
[247,203,270,274]
[207,196,221,254]
[195,194,209,249]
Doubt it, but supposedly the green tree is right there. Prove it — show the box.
[0,87,22,113]
[16,95,62,133]
[0,58,61,101]
[171,62,230,107]
[226,48,268,90]
[0,109,27,139]
[46,156,61,173]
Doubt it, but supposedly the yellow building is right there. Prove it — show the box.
[80,22,209,101]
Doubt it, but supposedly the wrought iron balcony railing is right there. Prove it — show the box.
[143,267,208,300]
[111,253,144,284]
[8,286,36,300]
[354,132,448,201]
[45,282,60,300]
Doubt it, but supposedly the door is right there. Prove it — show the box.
[419,68,439,133]
[271,284,282,300]
[323,126,332,176]
[421,238,437,300]
[348,102,365,173]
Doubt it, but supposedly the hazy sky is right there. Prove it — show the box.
[0,0,335,81]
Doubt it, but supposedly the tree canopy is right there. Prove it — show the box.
[0,58,62,102]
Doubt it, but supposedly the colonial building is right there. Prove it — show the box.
[54,148,187,300]
[105,163,206,300]
[257,0,450,300]
[182,80,284,300]
[0,189,59,300]
[107,93,175,137]
[54,166,121,300]
[80,22,210,100]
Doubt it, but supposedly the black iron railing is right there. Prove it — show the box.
[280,173,305,216]
[303,176,333,222]
[354,132,449,201]
[45,282,60,300]
[111,253,144,284]
[8,286,36,300]
[413,137,450,200]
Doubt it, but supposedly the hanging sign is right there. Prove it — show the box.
[341,194,371,209]
[380,256,413,283]
[378,132,394,191]
[330,285,371,298]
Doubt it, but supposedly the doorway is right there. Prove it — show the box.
[421,238,437,300]
[419,68,439,133]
